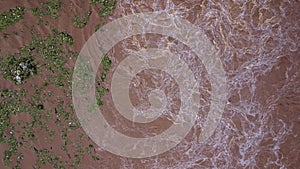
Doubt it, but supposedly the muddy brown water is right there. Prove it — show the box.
[0,0,300,168]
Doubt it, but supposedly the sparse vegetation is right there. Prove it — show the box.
[58,32,74,46]
[0,7,25,32]
[0,28,74,85]
[41,0,62,19]
[0,27,80,167]
[0,89,27,167]
[96,55,112,106]
[72,10,92,28]
[0,1,117,168]
[90,0,117,17]
[34,148,65,168]
[95,24,101,32]
[30,7,43,24]
[30,0,62,23]
[0,55,37,84]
